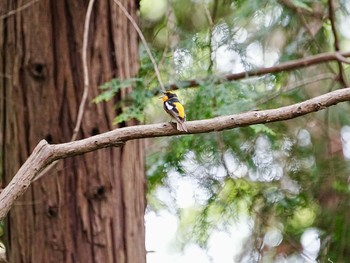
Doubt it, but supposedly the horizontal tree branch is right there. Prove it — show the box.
[166,51,350,90]
[1,87,350,218]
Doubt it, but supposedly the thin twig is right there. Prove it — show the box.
[335,52,350,64]
[328,0,348,86]
[216,134,232,176]
[204,3,214,72]
[204,4,214,26]
[0,0,39,20]
[257,238,264,263]
[113,0,165,91]
[299,12,322,39]
[256,73,336,105]
[328,0,341,51]
[296,10,337,76]
[72,0,95,141]
[144,40,169,87]
[251,206,302,259]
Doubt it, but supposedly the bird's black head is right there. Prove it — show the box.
[162,90,177,102]
[163,91,177,99]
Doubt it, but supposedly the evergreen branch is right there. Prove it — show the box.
[2,86,350,218]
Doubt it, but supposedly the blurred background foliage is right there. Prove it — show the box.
[97,0,350,261]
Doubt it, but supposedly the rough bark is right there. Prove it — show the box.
[0,1,145,263]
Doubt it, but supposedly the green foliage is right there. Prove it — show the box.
[94,0,350,261]
[93,78,141,103]
[250,124,276,137]
[94,78,151,124]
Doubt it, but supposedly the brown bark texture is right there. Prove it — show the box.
[0,0,146,263]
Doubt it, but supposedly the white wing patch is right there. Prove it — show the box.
[165,101,173,110]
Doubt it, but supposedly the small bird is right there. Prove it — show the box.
[162,91,188,132]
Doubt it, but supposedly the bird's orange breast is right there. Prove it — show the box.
[162,95,168,102]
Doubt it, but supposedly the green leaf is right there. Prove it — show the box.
[112,107,144,124]
[92,89,116,103]
[93,78,144,104]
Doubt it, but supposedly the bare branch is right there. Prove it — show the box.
[167,51,350,90]
[297,9,337,76]
[204,3,214,72]
[71,0,95,141]
[328,0,341,51]
[335,52,350,64]
[113,0,165,91]
[2,87,350,218]
[328,0,348,86]
[256,73,336,105]
[204,4,214,26]
[0,0,39,20]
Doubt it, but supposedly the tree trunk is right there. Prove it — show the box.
[0,0,145,262]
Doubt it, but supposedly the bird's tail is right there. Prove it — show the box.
[177,121,188,132]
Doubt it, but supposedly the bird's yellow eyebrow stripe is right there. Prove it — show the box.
[173,102,185,118]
